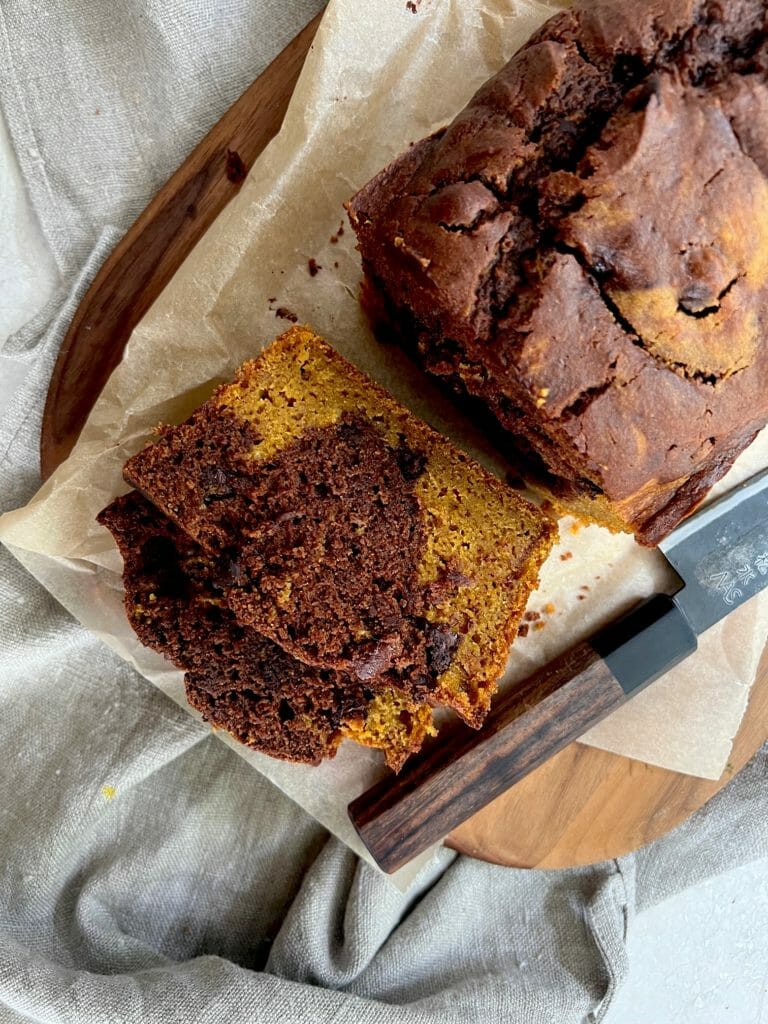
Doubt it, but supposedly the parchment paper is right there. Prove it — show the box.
[2,0,767,884]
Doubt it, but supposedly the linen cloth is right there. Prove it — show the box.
[0,2,766,1021]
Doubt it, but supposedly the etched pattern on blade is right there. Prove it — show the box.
[660,469,768,634]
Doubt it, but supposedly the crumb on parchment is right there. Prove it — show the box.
[275,307,298,323]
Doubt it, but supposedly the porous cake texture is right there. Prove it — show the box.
[98,492,435,771]
[123,326,555,730]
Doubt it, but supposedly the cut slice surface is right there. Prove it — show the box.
[124,326,555,726]
[98,491,434,771]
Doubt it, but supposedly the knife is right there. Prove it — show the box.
[348,466,768,873]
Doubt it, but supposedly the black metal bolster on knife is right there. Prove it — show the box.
[591,593,699,696]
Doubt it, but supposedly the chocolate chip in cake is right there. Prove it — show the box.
[425,622,460,677]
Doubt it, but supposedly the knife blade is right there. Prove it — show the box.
[348,466,768,873]
[660,469,768,633]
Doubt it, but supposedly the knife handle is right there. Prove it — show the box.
[348,593,697,873]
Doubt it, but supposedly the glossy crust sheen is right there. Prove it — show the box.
[347,0,768,545]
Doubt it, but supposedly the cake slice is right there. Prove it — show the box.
[346,0,768,545]
[123,326,555,727]
[98,491,435,770]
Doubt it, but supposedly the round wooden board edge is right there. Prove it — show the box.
[445,646,768,869]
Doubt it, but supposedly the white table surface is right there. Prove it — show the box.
[1,108,766,1024]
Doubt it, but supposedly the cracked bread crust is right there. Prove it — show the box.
[347,0,768,545]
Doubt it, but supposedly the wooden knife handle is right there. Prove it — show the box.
[349,594,698,873]
[349,641,623,873]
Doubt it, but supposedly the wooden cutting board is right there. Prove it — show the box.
[40,11,768,870]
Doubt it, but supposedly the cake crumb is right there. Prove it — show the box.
[577,594,586,600]
[543,602,555,615]
[225,149,247,185]
[569,521,582,535]
[275,307,298,323]
[524,610,540,622]
[406,0,419,11]
[308,258,321,276]
[333,261,339,268]
[533,620,546,631]
[580,584,590,591]
[559,551,573,561]
[517,623,529,638]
